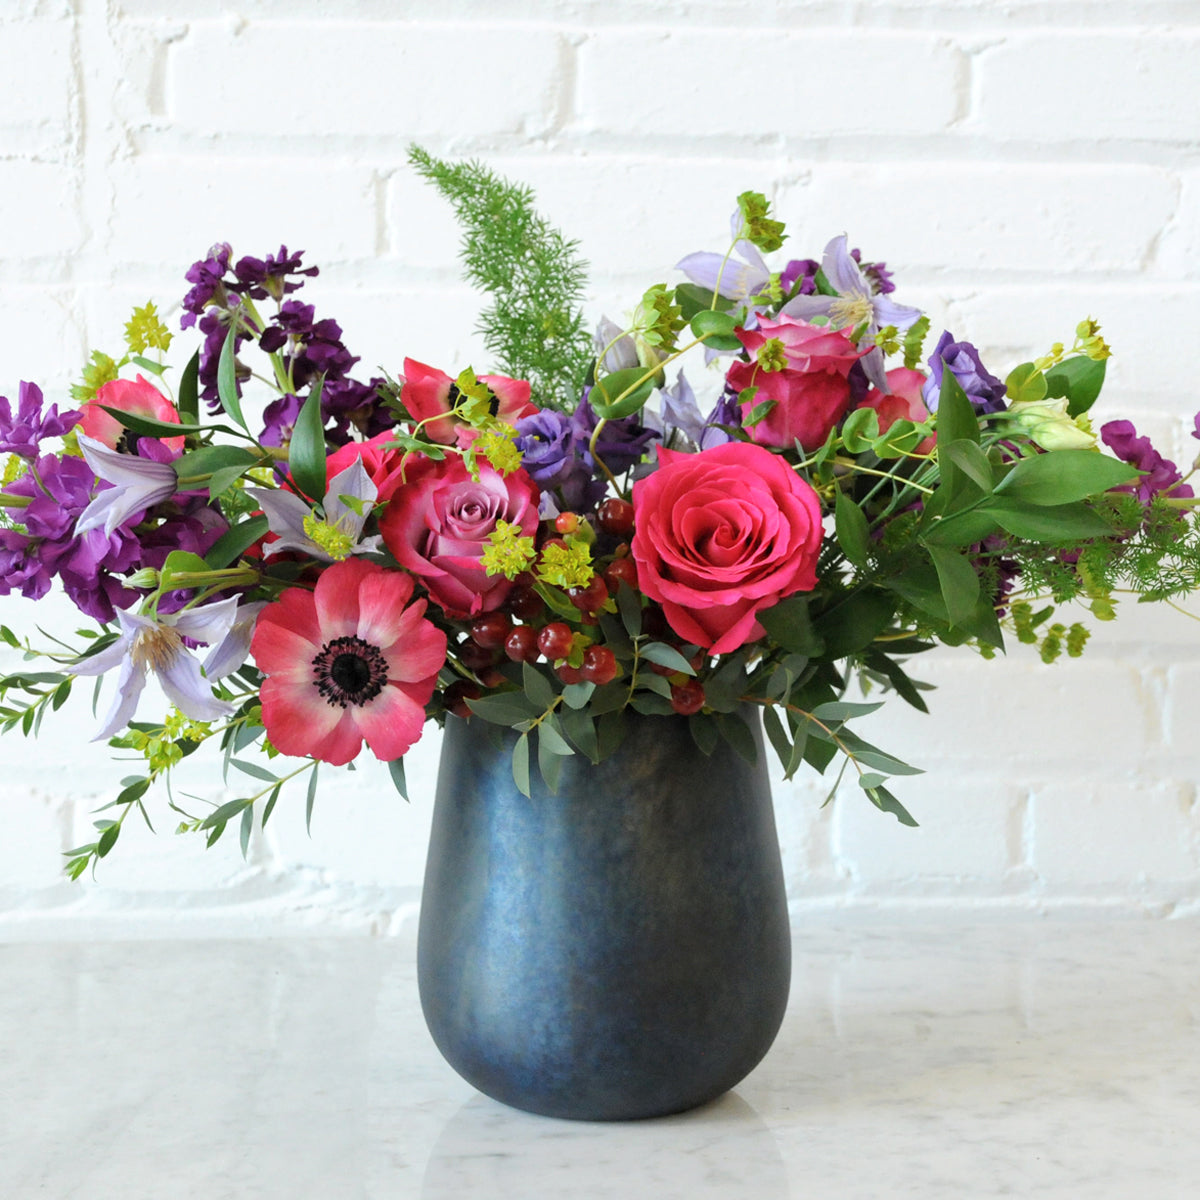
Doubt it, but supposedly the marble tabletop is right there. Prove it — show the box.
[2,916,1198,1199]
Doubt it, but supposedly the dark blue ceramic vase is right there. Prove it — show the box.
[417,707,791,1121]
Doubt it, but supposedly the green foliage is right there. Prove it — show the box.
[409,145,594,411]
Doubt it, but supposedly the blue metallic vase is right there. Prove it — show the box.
[417,707,791,1121]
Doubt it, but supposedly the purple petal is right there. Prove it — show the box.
[156,650,236,723]
[872,294,923,332]
[778,294,835,321]
[170,594,240,646]
[821,234,866,296]
[92,656,146,741]
[323,458,376,535]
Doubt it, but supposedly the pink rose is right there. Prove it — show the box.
[378,453,540,617]
[631,442,824,655]
[325,430,408,499]
[81,375,186,455]
[402,358,538,446]
[726,315,867,451]
[857,367,935,454]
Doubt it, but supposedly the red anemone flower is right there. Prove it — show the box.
[250,559,447,766]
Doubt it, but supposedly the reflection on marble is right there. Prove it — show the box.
[2,920,1200,1198]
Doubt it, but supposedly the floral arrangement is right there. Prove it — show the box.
[2,148,1197,877]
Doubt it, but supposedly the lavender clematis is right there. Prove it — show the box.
[74,433,179,538]
[248,458,382,561]
[649,372,733,450]
[73,597,240,739]
[203,600,266,681]
[676,211,774,304]
[780,234,922,392]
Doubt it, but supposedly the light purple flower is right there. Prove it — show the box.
[248,458,381,561]
[0,381,81,459]
[74,433,179,538]
[780,234,922,391]
[922,330,1007,415]
[203,600,266,681]
[594,316,639,373]
[73,598,240,739]
[676,211,773,303]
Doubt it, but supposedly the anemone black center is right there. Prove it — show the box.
[311,636,388,707]
[448,382,500,417]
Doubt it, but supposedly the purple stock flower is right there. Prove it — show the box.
[922,330,1007,415]
[0,381,81,458]
[181,243,232,329]
[260,393,303,449]
[232,245,318,301]
[322,376,394,445]
[849,247,895,295]
[780,258,820,298]
[781,234,921,392]
[1101,420,1194,503]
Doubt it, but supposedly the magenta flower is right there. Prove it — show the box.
[1100,420,1194,503]
[250,560,447,766]
[0,381,81,459]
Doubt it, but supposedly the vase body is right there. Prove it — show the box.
[417,708,791,1121]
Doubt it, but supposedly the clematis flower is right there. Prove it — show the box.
[203,600,266,681]
[676,211,773,304]
[0,381,81,459]
[248,458,382,562]
[81,375,186,455]
[780,234,922,392]
[73,597,240,739]
[250,559,447,766]
[74,433,179,538]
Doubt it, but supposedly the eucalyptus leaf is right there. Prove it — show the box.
[512,733,531,797]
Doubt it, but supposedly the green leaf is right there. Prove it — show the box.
[925,544,981,630]
[865,782,919,826]
[537,717,574,757]
[466,693,540,725]
[1005,361,1048,404]
[689,308,742,351]
[230,757,278,783]
[200,797,253,830]
[762,704,792,768]
[97,824,120,858]
[932,369,980,499]
[204,515,269,569]
[689,711,719,756]
[834,490,870,569]
[812,591,895,659]
[1045,356,1106,416]
[178,350,200,424]
[560,707,599,760]
[388,757,408,800]
[941,440,995,494]
[811,700,886,722]
[288,380,328,503]
[638,641,696,676]
[839,406,879,454]
[208,461,255,500]
[988,500,1114,543]
[239,804,253,858]
[922,506,1001,547]
[159,550,211,590]
[216,324,248,432]
[676,282,732,322]
[512,733,531,797]
[616,581,642,639]
[261,782,282,828]
[97,405,202,440]
[758,595,825,657]
[522,662,556,710]
[537,731,565,792]
[863,650,931,714]
[838,730,924,776]
[994,449,1138,506]
[306,763,319,835]
[717,710,758,765]
[128,355,168,377]
[115,777,151,807]
[590,367,655,419]
[561,681,595,710]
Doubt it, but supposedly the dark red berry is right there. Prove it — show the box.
[642,605,669,639]
[669,680,706,715]
[596,497,635,536]
[458,640,498,671]
[504,624,540,663]
[469,612,512,649]
[602,556,639,593]
[556,663,586,685]
[443,680,482,720]
[477,667,507,689]
[580,645,618,685]
[504,583,544,622]
[567,574,609,613]
[536,622,574,661]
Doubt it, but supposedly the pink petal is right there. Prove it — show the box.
[353,685,429,761]
[355,568,417,648]
[260,676,344,758]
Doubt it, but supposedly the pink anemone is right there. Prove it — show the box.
[81,375,187,455]
[250,559,447,766]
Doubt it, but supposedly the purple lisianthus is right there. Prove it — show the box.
[0,381,81,459]
[181,243,232,329]
[922,330,1007,415]
[514,409,601,512]
[1101,420,1194,503]
[569,392,659,476]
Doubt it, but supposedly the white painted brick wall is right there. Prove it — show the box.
[2,0,1199,934]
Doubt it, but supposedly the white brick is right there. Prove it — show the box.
[102,157,378,267]
[0,162,83,259]
[1029,780,1199,893]
[786,164,1176,277]
[833,774,1021,893]
[1155,170,1200,280]
[0,18,75,158]
[978,34,1200,144]
[577,30,962,138]
[167,22,566,140]
[0,787,68,889]
[0,286,85,395]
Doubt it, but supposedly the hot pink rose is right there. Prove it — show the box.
[857,367,935,454]
[81,375,186,455]
[378,453,540,617]
[631,442,824,655]
[726,315,867,451]
[402,358,538,446]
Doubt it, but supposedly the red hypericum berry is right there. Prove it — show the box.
[504,624,540,663]
[504,583,544,622]
[567,574,609,613]
[669,680,706,715]
[477,667,507,689]
[602,556,638,593]
[443,680,482,720]
[469,612,512,649]
[536,622,574,661]
[554,512,579,535]
[580,645,618,685]
[556,663,586,685]
[596,497,635,537]
[458,640,498,671]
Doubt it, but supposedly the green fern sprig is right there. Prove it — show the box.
[408,145,594,412]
